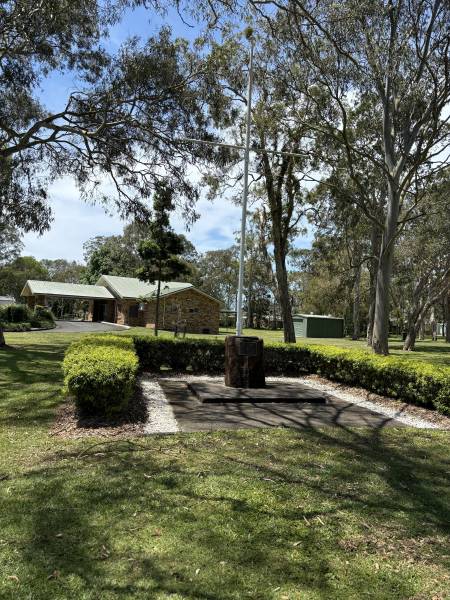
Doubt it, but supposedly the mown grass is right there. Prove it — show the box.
[1,331,449,599]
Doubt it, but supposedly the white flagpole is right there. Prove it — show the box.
[235,38,254,336]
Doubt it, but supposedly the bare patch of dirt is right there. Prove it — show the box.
[50,389,148,439]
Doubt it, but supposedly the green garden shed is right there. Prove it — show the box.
[293,314,344,338]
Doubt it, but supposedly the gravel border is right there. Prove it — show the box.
[140,376,179,434]
[140,373,450,432]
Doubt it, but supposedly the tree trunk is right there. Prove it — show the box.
[403,324,417,351]
[273,243,296,343]
[404,299,431,351]
[445,294,450,343]
[430,306,437,342]
[154,267,162,337]
[366,224,381,346]
[419,319,426,340]
[372,184,400,355]
[0,326,5,347]
[352,264,361,340]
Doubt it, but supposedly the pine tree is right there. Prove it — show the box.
[137,185,190,336]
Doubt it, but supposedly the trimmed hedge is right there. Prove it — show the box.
[132,335,450,415]
[133,336,225,374]
[63,335,139,417]
[63,334,449,417]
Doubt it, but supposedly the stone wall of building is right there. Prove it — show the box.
[157,289,220,334]
[116,289,220,334]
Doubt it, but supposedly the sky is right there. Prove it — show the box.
[21,4,313,263]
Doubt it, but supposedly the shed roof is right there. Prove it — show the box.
[293,313,343,320]
[21,280,115,300]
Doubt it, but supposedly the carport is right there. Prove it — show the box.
[21,280,116,322]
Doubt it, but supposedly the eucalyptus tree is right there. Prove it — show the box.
[0,0,229,234]
[394,186,450,351]
[196,0,450,353]
[197,247,239,309]
[249,0,450,354]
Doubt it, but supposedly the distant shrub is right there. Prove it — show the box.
[1,322,32,332]
[63,335,139,417]
[0,303,55,329]
[2,304,32,323]
[33,305,54,322]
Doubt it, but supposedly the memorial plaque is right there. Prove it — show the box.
[236,338,258,357]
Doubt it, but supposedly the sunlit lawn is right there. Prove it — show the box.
[1,330,449,598]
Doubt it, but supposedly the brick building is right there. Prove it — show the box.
[21,275,220,334]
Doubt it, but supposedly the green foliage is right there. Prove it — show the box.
[0,304,55,331]
[1,322,32,332]
[133,336,225,373]
[1,303,32,323]
[32,305,54,322]
[137,185,191,284]
[132,336,450,414]
[40,259,85,284]
[63,335,139,417]
[0,255,49,301]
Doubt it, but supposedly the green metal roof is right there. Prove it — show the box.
[21,280,114,300]
[293,314,343,320]
[96,275,194,300]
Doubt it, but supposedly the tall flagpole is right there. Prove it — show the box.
[235,37,254,336]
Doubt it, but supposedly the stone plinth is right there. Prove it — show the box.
[225,335,265,388]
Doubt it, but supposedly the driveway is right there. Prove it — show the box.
[51,321,127,333]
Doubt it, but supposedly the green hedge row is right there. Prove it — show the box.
[132,336,450,415]
[133,336,225,373]
[63,335,139,417]
[63,334,450,417]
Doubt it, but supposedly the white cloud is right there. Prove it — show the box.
[22,176,244,262]
[22,177,125,262]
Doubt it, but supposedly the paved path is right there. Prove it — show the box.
[50,321,126,333]
[146,379,405,433]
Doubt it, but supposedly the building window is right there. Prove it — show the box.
[128,304,139,319]
[189,307,200,313]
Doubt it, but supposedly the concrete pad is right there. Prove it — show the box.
[158,380,405,433]
[188,381,327,403]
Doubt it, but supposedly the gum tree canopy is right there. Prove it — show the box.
[0,0,226,233]
[193,0,450,354]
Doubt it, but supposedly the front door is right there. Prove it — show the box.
[92,301,106,322]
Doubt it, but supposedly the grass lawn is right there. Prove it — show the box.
[1,331,450,599]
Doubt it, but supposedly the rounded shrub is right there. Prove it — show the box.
[63,335,139,417]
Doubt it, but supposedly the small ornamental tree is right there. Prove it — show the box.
[137,185,190,336]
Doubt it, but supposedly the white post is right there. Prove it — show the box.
[236,39,254,336]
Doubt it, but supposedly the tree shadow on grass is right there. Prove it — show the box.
[2,425,449,599]
[0,343,66,429]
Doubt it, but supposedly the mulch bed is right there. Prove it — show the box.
[50,388,148,439]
